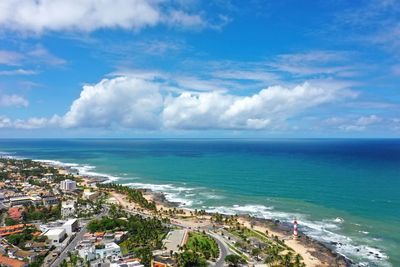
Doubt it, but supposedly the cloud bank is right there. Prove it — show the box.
[0,75,354,131]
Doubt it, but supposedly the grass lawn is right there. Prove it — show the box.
[186,232,219,260]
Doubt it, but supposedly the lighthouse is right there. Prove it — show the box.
[293,219,298,238]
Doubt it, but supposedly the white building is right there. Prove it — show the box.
[78,246,96,261]
[61,201,76,218]
[62,219,79,235]
[83,189,99,201]
[95,242,121,260]
[60,179,76,192]
[44,228,66,246]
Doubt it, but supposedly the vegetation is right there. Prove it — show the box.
[175,231,219,267]
[5,217,18,226]
[176,250,207,267]
[185,232,219,260]
[76,197,104,218]
[6,226,39,247]
[226,225,305,267]
[28,255,46,267]
[22,204,61,222]
[224,254,246,266]
[97,183,157,211]
[87,214,167,267]
[59,252,89,267]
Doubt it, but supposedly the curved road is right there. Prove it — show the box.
[208,231,230,267]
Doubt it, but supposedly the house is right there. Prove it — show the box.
[13,249,36,263]
[78,245,96,261]
[61,201,76,218]
[44,228,66,246]
[0,254,28,267]
[42,196,59,206]
[0,224,34,237]
[95,242,121,260]
[114,231,127,242]
[8,196,33,206]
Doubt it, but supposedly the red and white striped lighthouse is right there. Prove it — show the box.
[293,219,298,238]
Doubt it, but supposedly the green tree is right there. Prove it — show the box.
[176,251,207,267]
[224,254,246,266]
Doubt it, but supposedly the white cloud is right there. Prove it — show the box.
[163,82,345,130]
[0,75,355,131]
[212,70,279,83]
[62,76,163,129]
[166,10,206,28]
[325,115,383,132]
[0,47,65,67]
[271,51,354,76]
[0,0,210,33]
[0,68,37,75]
[0,94,29,107]
[356,115,382,126]
[0,115,60,129]
[0,50,23,65]
[0,116,12,128]
[27,46,66,65]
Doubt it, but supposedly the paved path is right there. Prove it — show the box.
[208,231,231,267]
[49,223,88,267]
[48,211,107,267]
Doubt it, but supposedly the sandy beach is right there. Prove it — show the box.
[106,187,349,267]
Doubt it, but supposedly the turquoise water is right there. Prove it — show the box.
[0,139,398,266]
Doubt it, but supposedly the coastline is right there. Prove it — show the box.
[1,155,372,266]
[110,183,350,267]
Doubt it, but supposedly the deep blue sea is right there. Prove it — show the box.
[0,139,398,266]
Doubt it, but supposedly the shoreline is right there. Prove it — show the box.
[1,155,374,266]
[142,188,351,267]
[108,183,350,267]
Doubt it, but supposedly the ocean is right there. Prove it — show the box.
[0,139,398,266]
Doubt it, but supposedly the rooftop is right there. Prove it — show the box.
[0,255,27,267]
[45,228,65,236]
[63,219,78,226]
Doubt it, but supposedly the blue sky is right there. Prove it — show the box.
[0,0,399,137]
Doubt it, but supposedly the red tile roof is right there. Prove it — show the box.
[0,255,27,267]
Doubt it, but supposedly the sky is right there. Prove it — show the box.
[0,0,399,138]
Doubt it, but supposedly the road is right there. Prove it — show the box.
[48,210,107,267]
[48,223,88,267]
[208,231,231,267]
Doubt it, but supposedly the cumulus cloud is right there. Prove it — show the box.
[62,76,163,129]
[163,82,344,130]
[0,94,29,107]
[58,76,351,130]
[0,0,209,33]
[0,75,355,131]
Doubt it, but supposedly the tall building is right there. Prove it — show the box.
[60,179,76,192]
